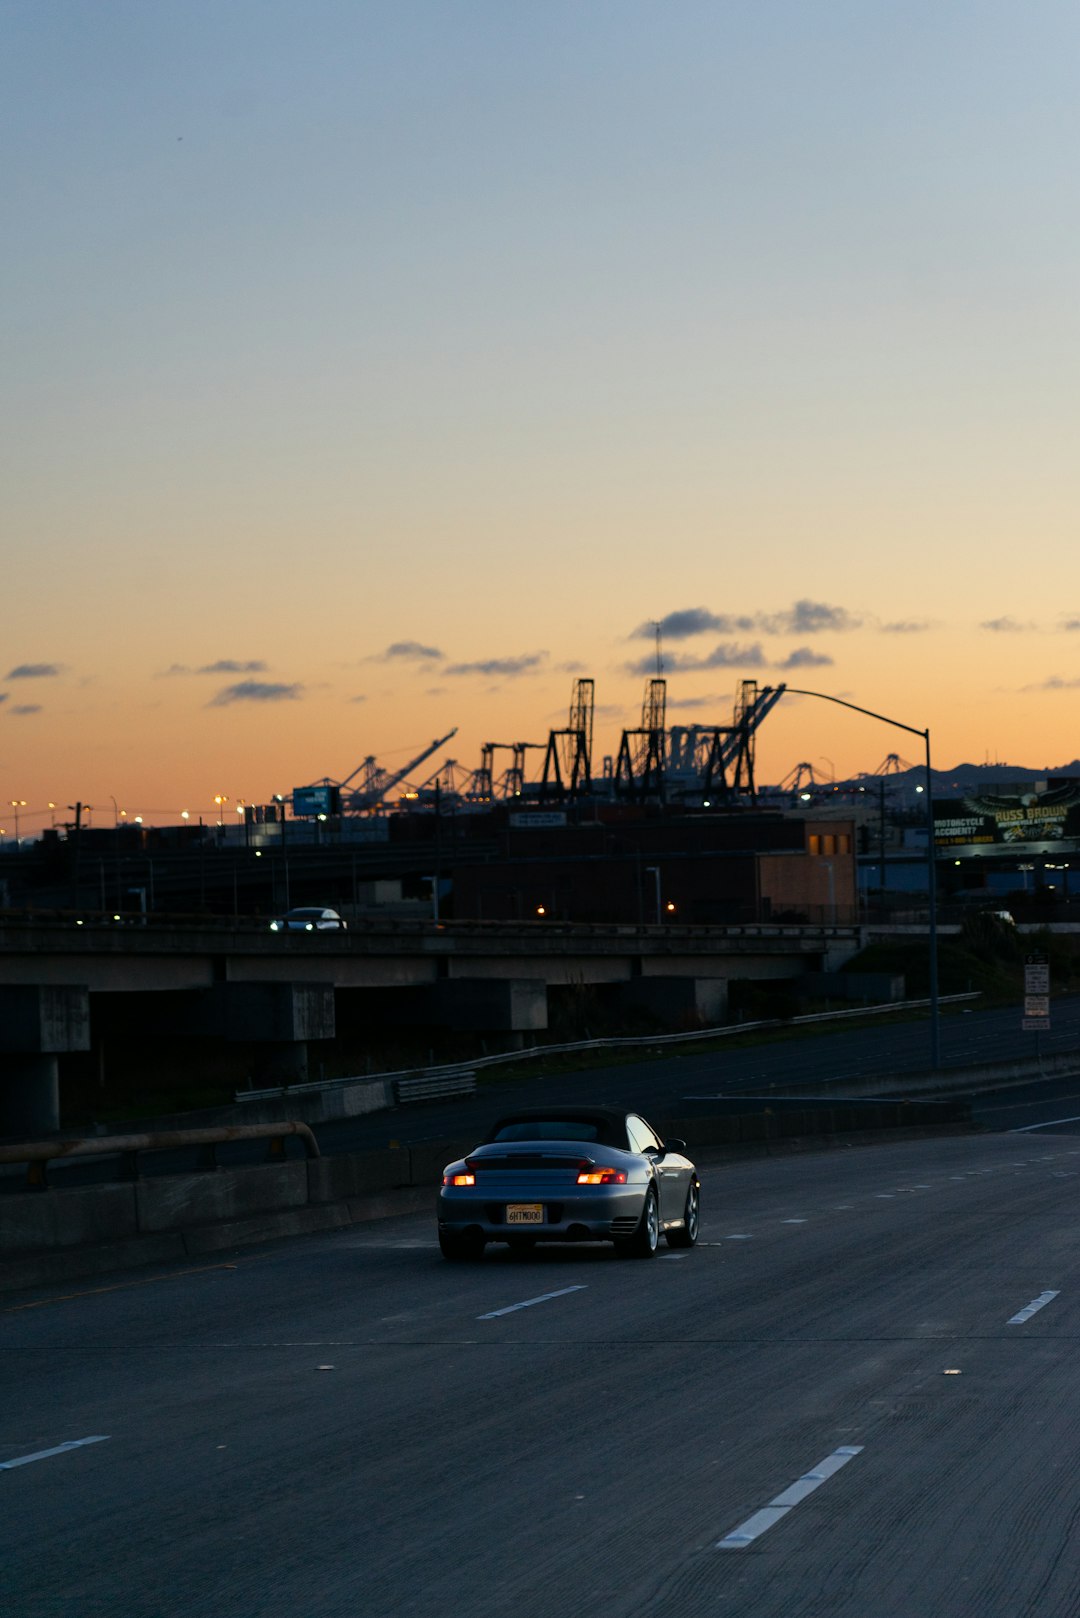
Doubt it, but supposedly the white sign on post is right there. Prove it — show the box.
[1023,955,1050,1031]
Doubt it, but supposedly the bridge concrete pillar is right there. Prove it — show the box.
[0,1055,61,1136]
[426,979,548,1033]
[199,982,333,1089]
[257,1042,312,1085]
[619,976,728,1029]
[0,986,91,1136]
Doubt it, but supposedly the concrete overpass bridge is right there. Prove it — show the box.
[0,917,863,1134]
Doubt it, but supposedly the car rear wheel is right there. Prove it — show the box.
[616,1184,659,1259]
[666,1180,700,1248]
[439,1230,486,1262]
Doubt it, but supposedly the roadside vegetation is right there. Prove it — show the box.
[847,916,1080,1005]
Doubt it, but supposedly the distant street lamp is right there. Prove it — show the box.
[9,800,26,847]
[778,686,940,1069]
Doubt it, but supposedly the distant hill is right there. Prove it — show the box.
[767,762,1080,800]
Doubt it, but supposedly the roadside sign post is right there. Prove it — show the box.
[1023,952,1050,1057]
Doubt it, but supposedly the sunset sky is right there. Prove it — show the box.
[4,2,1080,833]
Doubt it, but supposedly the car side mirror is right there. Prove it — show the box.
[663,1138,686,1155]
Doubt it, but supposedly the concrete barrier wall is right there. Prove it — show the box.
[2,1183,139,1252]
[0,1098,970,1277]
[135,1162,309,1233]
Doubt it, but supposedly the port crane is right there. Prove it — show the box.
[298,728,459,813]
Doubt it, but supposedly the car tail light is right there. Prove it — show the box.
[443,1172,475,1186]
[576,1168,627,1185]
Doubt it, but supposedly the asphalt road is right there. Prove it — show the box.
[5,1126,1080,1616]
[317,992,1080,1153]
[11,994,1080,1191]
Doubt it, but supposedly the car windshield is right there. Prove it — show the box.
[492,1121,601,1143]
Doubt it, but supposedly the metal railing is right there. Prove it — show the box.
[394,1073,477,1105]
[239,993,983,1103]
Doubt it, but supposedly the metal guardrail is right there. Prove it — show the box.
[0,1121,320,1190]
[238,993,983,1103]
[0,910,861,941]
[394,1073,477,1105]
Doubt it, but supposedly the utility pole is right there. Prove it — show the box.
[66,801,86,910]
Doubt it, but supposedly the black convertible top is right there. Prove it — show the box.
[482,1106,635,1149]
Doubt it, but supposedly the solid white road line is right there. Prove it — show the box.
[1007,1290,1060,1325]
[717,1446,864,1549]
[0,1436,110,1472]
[478,1285,587,1320]
[1014,1116,1080,1133]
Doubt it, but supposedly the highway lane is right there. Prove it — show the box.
[5,1129,1080,1615]
[319,993,1080,1152]
[10,995,1078,1195]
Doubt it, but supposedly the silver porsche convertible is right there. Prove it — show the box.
[438,1106,699,1260]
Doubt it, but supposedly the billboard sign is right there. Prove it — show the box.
[291,785,340,817]
[933,781,1080,858]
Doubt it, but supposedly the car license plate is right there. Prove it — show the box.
[506,1203,543,1225]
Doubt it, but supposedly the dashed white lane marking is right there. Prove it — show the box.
[717,1446,864,1549]
[1015,1116,1080,1133]
[875,1194,895,1199]
[782,1218,807,1224]
[478,1285,587,1320]
[1007,1290,1060,1325]
[0,1436,109,1473]
[721,1235,753,1241]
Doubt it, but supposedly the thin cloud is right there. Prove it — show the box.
[1059,619,1080,632]
[699,642,767,669]
[778,647,834,670]
[631,600,859,643]
[760,601,860,635]
[625,642,766,676]
[666,692,731,710]
[6,662,62,679]
[159,659,267,677]
[209,681,303,707]
[443,653,547,677]
[350,694,368,703]
[198,659,267,675]
[1023,676,1080,691]
[0,693,7,705]
[881,620,930,634]
[10,703,42,715]
[375,641,445,662]
[981,616,1027,633]
[631,608,755,641]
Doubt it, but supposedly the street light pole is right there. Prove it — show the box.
[645,865,661,925]
[778,685,939,1069]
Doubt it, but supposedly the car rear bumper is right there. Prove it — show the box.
[438,1187,644,1242]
